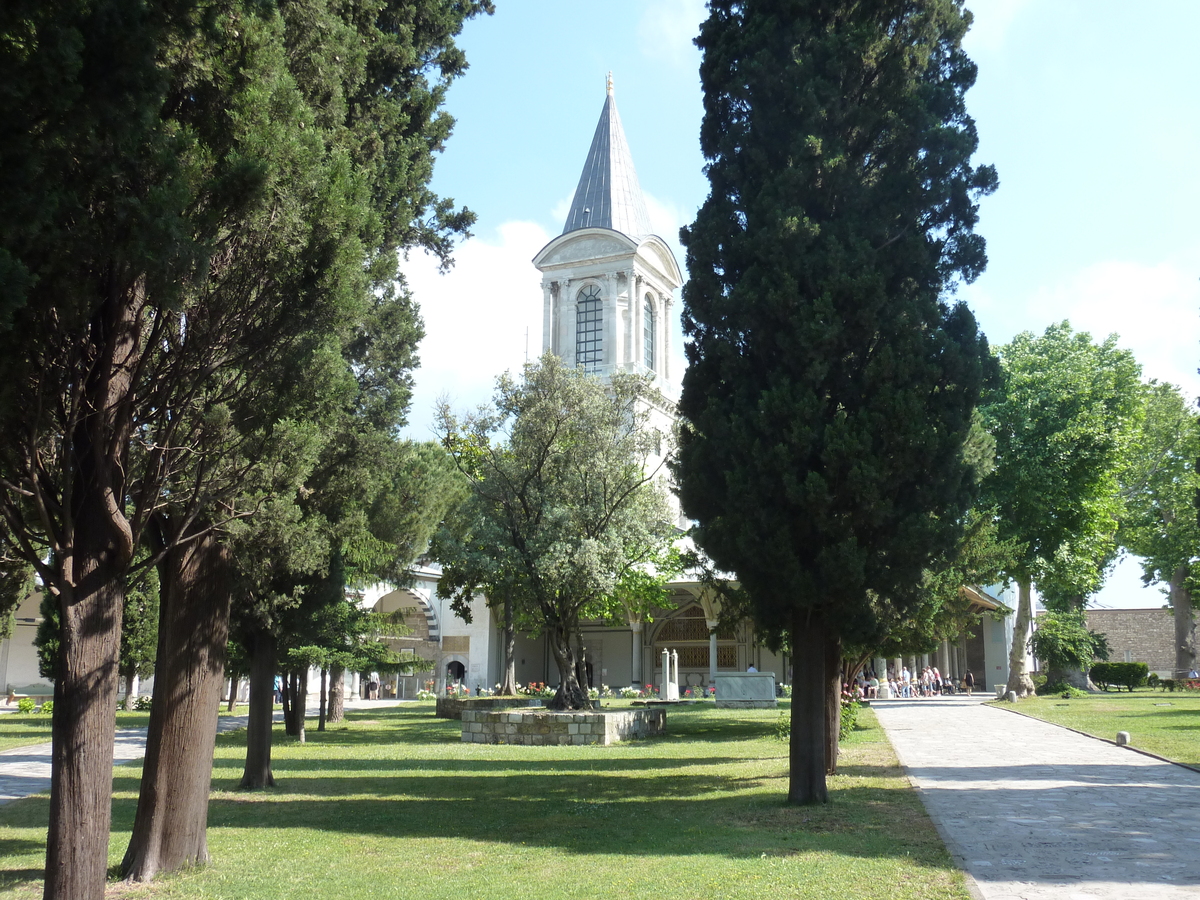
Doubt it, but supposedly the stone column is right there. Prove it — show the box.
[662,295,672,382]
[709,622,719,685]
[604,273,619,369]
[670,650,680,700]
[630,621,643,687]
[660,649,670,699]
[559,279,574,363]
[542,281,555,354]
[632,273,643,368]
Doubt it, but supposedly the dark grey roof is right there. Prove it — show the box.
[562,90,653,239]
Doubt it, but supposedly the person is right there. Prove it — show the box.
[273,675,282,705]
[900,665,911,698]
[746,664,757,673]
[867,674,879,699]
[964,669,974,696]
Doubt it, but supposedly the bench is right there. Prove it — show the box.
[6,684,54,705]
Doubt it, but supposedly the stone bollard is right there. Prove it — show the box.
[1005,690,1017,703]
[1116,731,1130,746]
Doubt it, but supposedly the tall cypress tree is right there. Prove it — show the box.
[676,0,996,804]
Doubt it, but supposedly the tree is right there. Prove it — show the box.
[1030,609,1109,687]
[983,323,1142,697]
[1121,381,1199,678]
[676,0,996,804]
[434,354,676,710]
[0,1,490,893]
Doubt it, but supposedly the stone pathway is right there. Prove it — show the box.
[0,698,405,806]
[873,696,1200,900]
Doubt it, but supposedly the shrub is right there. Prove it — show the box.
[839,697,859,740]
[134,695,153,711]
[38,700,53,714]
[1147,673,1160,689]
[779,684,792,698]
[1041,681,1089,700]
[17,697,35,713]
[1089,661,1148,692]
[416,689,436,701]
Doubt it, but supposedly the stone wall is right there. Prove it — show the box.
[435,696,544,720]
[1083,608,1176,675]
[461,708,665,745]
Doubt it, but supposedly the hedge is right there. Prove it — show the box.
[1089,661,1148,692]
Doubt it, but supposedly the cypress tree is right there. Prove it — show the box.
[676,0,996,804]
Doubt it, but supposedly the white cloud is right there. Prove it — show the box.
[637,0,706,69]
[400,221,550,439]
[1027,257,1200,398]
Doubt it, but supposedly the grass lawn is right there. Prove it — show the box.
[989,690,1200,768]
[0,711,156,753]
[0,701,972,900]
[0,706,258,753]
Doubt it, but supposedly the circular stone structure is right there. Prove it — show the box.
[435,696,544,720]
[461,707,665,746]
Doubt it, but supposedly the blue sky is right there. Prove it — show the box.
[401,1,1200,609]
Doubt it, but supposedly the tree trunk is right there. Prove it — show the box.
[43,279,142,900]
[44,555,127,900]
[240,627,276,789]
[1005,578,1036,697]
[824,633,842,776]
[1045,665,1093,691]
[121,530,233,882]
[317,668,327,732]
[498,596,517,695]
[546,616,587,710]
[789,610,828,805]
[227,677,238,712]
[1171,565,1195,679]
[284,670,307,742]
[327,666,345,724]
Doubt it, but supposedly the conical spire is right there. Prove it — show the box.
[561,74,653,239]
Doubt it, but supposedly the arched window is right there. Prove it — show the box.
[576,285,602,372]
[643,294,656,371]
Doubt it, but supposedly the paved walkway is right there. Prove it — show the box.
[873,696,1200,900]
[0,698,405,805]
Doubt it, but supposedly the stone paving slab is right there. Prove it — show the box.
[873,696,1200,900]
[0,698,405,806]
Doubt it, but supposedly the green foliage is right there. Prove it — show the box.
[1089,661,1149,692]
[38,700,52,715]
[0,561,33,640]
[434,354,676,708]
[984,323,1143,598]
[1030,610,1109,672]
[16,698,34,714]
[119,567,159,681]
[676,0,997,652]
[1147,673,1160,688]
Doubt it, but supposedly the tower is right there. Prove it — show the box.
[532,75,683,396]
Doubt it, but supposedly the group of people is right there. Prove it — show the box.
[852,665,976,699]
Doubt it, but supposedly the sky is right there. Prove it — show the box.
[399,1,1200,610]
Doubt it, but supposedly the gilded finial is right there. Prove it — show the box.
[606,71,614,96]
